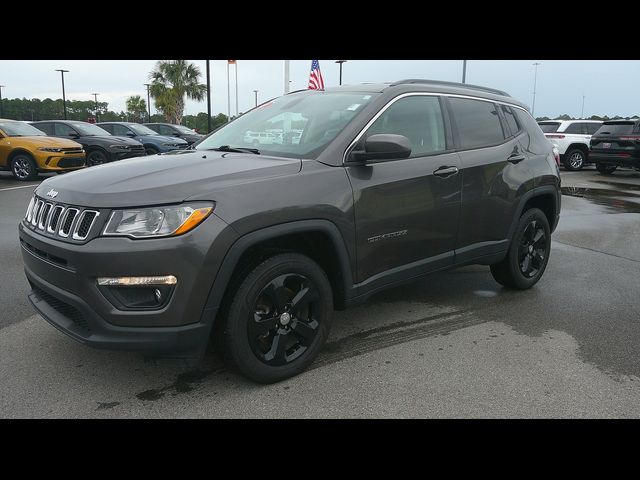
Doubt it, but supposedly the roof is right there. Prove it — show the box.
[538,119,603,123]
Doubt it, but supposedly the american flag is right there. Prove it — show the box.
[308,60,325,90]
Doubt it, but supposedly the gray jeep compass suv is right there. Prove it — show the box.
[19,79,561,383]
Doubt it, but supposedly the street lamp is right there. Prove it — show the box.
[335,60,347,85]
[55,69,69,120]
[581,95,586,119]
[462,60,467,83]
[253,89,258,107]
[205,61,211,133]
[144,83,151,122]
[531,62,541,117]
[91,93,99,122]
[0,85,5,118]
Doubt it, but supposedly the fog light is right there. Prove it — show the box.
[97,275,177,286]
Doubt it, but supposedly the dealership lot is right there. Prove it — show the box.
[1,168,640,418]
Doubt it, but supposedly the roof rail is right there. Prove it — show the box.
[390,79,511,97]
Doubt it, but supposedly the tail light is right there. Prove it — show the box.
[552,146,560,166]
[546,134,566,139]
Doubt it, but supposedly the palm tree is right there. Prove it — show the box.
[148,60,207,125]
[125,95,147,123]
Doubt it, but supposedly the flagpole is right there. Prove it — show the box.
[227,61,231,121]
[235,62,239,117]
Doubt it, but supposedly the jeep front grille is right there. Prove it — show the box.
[24,196,100,242]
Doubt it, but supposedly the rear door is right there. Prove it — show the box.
[447,97,531,262]
[346,94,462,284]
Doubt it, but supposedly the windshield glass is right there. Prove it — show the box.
[195,91,378,158]
[595,122,635,135]
[69,122,110,136]
[175,125,198,134]
[0,121,46,136]
[128,124,158,136]
[538,123,560,133]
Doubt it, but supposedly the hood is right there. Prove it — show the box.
[138,134,188,145]
[11,136,83,148]
[85,135,142,147]
[34,151,302,208]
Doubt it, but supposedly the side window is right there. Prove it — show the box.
[586,123,602,135]
[146,124,159,133]
[501,105,521,137]
[158,125,174,136]
[563,123,584,134]
[111,124,131,136]
[365,96,446,157]
[35,123,53,135]
[99,124,113,134]
[54,123,77,136]
[449,98,505,149]
[514,109,552,154]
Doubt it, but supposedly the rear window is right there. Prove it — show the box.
[538,123,560,133]
[595,122,635,135]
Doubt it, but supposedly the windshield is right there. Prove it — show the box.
[128,124,158,136]
[0,121,46,137]
[175,125,198,134]
[538,123,560,133]
[195,91,378,158]
[69,122,111,136]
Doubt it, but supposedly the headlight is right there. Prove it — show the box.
[109,144,130,150]
[103,202,214,238]
[38,147,63,152]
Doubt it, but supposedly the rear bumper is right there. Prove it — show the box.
[590,152,640,169]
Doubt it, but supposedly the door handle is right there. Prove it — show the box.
[507,154,526,164]
[433,166,459,177]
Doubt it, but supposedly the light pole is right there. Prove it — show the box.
[55,69,69,119]
[0,85,5,118]
[335,60,347,85]
[581,95,586,118]
[462,60,467,83]
[144,83,151,122]
[531,62,541,117]
[91,93,99,122]
[205,61,211,133]
[253,90,258,107]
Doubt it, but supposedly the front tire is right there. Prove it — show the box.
[86,149,108,166]
[221,252,333,383]
[596,163,617,175]
[490,208,551,290]
[11,154,38,181]
[563,148,586,171]
[145,146,159,155]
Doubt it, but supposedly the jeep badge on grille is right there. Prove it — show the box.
[46,189,59,198]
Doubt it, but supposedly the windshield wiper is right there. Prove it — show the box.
[208,145,260,154]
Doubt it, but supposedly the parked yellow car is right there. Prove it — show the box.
[0,119,86,181]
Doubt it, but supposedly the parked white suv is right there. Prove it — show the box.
[538,120,603,171]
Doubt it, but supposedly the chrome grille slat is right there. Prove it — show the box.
[58,208,79,237]
[25,197,35,222]
[38,203,53,230]
[47,206,65,233]
[72,210,99,240]
[31,200,43,226]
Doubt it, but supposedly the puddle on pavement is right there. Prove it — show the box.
[593,180,640,192]
[561,186,640,214]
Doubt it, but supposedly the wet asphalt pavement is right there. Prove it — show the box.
[1,167,639,418]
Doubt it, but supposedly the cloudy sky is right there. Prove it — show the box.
[1,60,638,119]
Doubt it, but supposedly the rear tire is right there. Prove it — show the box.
[10,153,38,181]
[220,252,333,383]
[596,163,617,175]
[563,148,586,171]
[490,208,551,290]
[145,146,159,155]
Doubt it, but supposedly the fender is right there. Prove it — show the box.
[200,219,354,321]
[506,185,560,241]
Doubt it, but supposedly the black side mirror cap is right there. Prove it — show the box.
[347,134,412,165]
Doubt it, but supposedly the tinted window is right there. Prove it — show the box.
[145,124,160,133]
[501,106,521,136]
[515,109,552,154]
[110,124,133,136]
[0,121,46,136]
[563,123,585,134]
[33,122,54,135]
[538,123,560,133]
[67,122,110,136]
[158,125,176,136]
[594,122,635,135]
[54,123,77,136]
[365,95,446,156]
[450,98,505,149]
[585,123,602,135]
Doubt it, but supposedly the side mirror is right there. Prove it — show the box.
[69,132,80,139]
[347,134,412,165]
[172,132,181,136]
[126,131,136,137]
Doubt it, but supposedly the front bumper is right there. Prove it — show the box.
[18,213,238,355]
[36,153,86,171]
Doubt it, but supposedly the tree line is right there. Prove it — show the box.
[536,114,640,121]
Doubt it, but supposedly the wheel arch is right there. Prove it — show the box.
[566,143,589,157]
[508,186,560,239]
[8,148,36,163]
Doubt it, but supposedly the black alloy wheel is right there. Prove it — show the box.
[518,220,546,278]
[86,150,107,166]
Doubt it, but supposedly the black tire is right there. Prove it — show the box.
[220,252,333,383]
[86,149,108,167]
[10,153,38,181]
[145,146,159,155]
[563,148,586,171]
[490,208,551,290]
[596,163,617,175]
